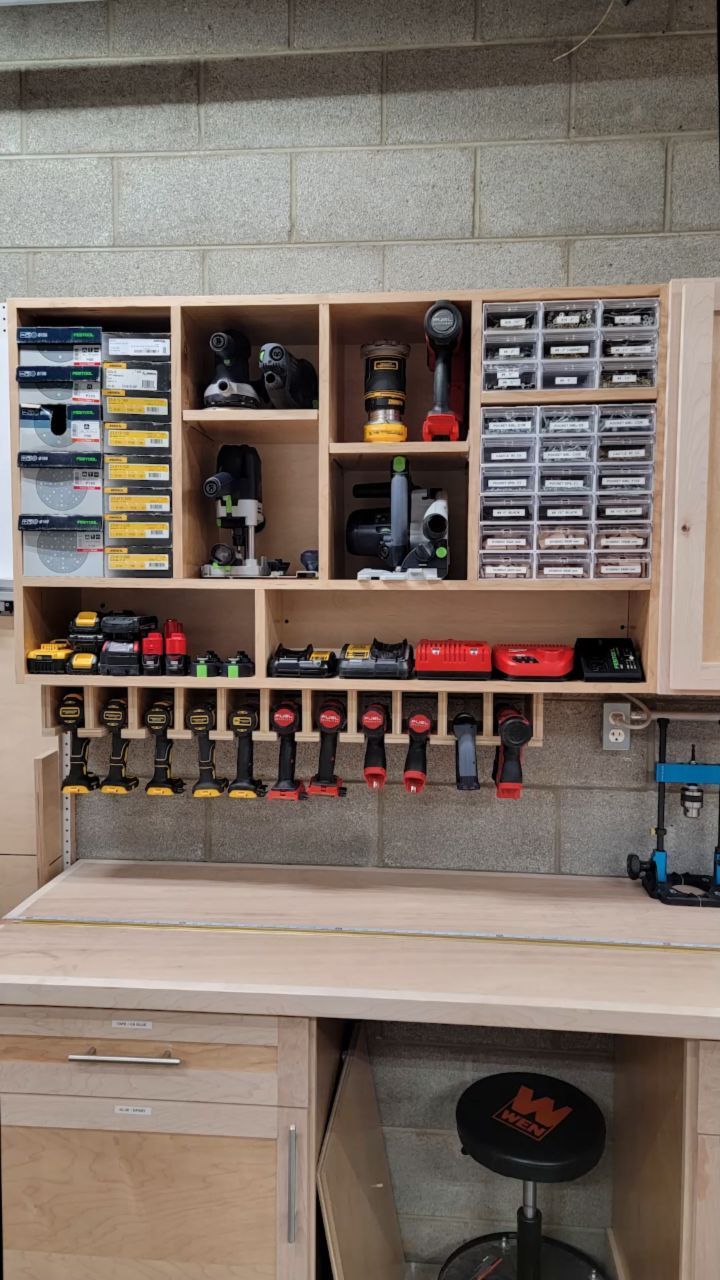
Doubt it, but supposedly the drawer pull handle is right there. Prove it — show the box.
[287,1124,297,1244]
[68,1047,182,1066]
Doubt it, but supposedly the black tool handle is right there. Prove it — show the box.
[196,731,216,787]
[452,714,480,791]
[277,734,297,787]
[364,734,386,775]
[316,730,338,784]
[235,731,255,786]
[433,348,452,415]
[71,732,91,772]
[108,731,129,779]
[404,713,432,793]
[151,732,173,784]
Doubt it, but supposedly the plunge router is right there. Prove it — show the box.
[201,443,269,578]
[361,341,410,443]
[203,330,260,409]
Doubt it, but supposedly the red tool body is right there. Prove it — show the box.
[415,639,491,679]
[164,618,189,675]
[404,711,432,794]
[421,300,465,442]
[267,701,306,800]
[361,703,388,790]
[493,705,533,799]
[492,643,575,680]
[307,700,347,797]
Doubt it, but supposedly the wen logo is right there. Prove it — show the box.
[493,1085,572,1143]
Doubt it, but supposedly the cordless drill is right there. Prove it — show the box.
[361,703,388,790]
[100,697,139,794]
[145,699,184,796]
[493,705,533,799]
[308,700,347,797]
[58,692,100,795]
[452,713,481,791]
[185,702,227,798]
[422,300,464,442]
[228,705,265,798]
[267,701,306,800]
[403,711,432,794]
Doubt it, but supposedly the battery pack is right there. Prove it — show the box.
[268,645,338,678]
[415,639,491,678]
[339,639,413,679]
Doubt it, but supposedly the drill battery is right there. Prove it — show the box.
[68,610,104,653]
[339,639,413,680]
[191,651,224,678]
[98,640,141,676]
[26,640,72,674]
[141,630,164,676]
[101,611,158,642]
[164,619,189,676]
[268,645,338,678]
[222,651,255,678]
[415,639,491,679]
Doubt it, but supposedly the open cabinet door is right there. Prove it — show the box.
[660,277,720,692]
[318,1026,405,1280]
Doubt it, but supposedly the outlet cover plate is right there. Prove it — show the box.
[603,700,632,752]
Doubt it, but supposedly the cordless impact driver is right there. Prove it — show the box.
[58,691,100,795]
[100,697,139,794]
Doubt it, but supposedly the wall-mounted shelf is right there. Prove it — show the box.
[9,285,665,736]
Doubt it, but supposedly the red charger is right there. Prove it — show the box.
[492,644,575,680]
[415,639,491,678]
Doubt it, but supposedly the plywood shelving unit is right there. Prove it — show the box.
[9,286,666,750]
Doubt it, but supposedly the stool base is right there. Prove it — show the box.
[438,1232,608,1280]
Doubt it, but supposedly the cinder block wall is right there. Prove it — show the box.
[0,0,718,297]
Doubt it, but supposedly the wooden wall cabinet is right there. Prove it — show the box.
[659,277,720,692]
[0,1008,341,1280]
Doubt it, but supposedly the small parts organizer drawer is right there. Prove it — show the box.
[0,1008,284,1106]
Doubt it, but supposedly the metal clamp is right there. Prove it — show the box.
[287,1124,297,1244]
[68,1047,182,1065]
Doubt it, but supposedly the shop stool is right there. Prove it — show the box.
[439,1071,608,1280]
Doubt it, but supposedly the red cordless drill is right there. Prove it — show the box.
[421,300,464,442]
[267,701,306,800]
[403,711,432,794]
[493,704,533,799]
[361,703,388,790]
[308,700,347,797]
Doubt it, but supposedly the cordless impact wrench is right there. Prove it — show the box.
[403,711,432,794]
[100,697,139,794]
[185,702,227,798]
[228,705,265,798]
[361,703,388,791]
[59,692,100,795]
[145,699,184,796]
[267,701,306,800]
[493,705,533,799]
[308,700,347,797]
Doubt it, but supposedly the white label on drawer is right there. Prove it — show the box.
[611,373,638,384]
[542,565,584,576]
[602,416,652,430]
[600,563,642,576]
[544,419,589,433]
[604,504,643,516]
[600,534,645,547]
[601,476,644,487]
[486,421,534,434]
[499,317,525,328]
[73,468,101,490]
[498,346,522,357]
[543,448,585,461]
[546,506,583,517]
[492,507,525,517]
[104,367,158,391]
[609,344,653,357]
[484,565,528,577]
[486,536,528,548]
[490,450,527,461]
[552,313,581,326]
[497,375,522,387]
[607,447,647,459]
[115,1105,153,1116]
[555,376,579,386]
[546,478,585,490]
[488,477,527,489]
[550,345,589,356]
[112,1018,153,1029]
[544,535,585,547]
[612,314,642,325]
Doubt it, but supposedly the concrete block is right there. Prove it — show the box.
[673,0,717,28]
[0,2,107,62]
[671,136,720,230]
[384,1129,612,1229]
[31,250,203,296]
[0,158,112,248]
[203,53,381,149]
[116,153,290,246]
[380,785,557,873]
[400,1214,613,1271]
[477,141,666,237]
[367,1022,614,1060]
[570,232,720,283]
[371,1040,614,1130]
[478,0,671,40]
[23,62,199,155]
[293,0,474,49]
[207,244,383,294]
[0,71,19,154]
[529,697,650,789]
[75,794,206,861]
[296,148,474,242]
[110,0,289,57]
[385,45,569,145]
[559,787,658,876]
[383,239,567,291]
[207,783,380,864]
[0,252,27,299]
[574,35,717,136]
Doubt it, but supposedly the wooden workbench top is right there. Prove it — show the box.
[1,861,719,1039]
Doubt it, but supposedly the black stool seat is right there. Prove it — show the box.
[456,1071,606,1185]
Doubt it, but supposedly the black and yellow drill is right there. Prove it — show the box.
[185,702,228,798]
[100,697,139,794]
[145,699,184,796]
[58,692,100,795]
[228,705,265,798]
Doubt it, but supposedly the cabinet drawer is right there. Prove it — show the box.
[698,1041,720,1133]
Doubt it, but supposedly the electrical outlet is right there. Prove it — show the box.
[603,701,632,752]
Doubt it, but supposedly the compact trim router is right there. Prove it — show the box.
[627,718,720,906]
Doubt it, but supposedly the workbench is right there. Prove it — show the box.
[0,860,717,1280]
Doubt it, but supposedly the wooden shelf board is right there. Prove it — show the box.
[24,673,652,695]
[481,388,657,405]
[329,441,469,469]
[183,407,318,444]
[21,576,651,593]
